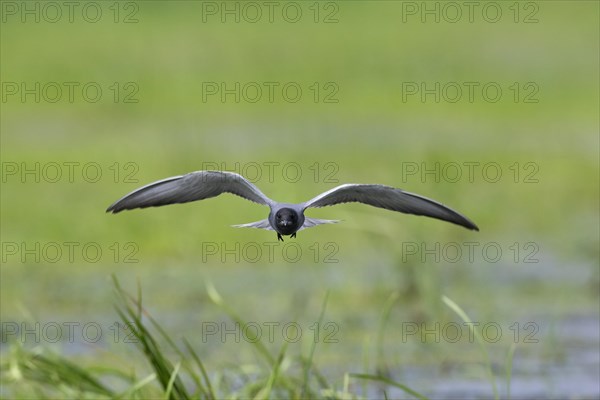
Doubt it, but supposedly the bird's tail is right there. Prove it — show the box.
[299,218,340,231]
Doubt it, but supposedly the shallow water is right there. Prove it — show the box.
[2,256,598,399]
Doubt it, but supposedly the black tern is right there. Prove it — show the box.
[107,170,479,241]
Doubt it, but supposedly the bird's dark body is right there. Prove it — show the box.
[270,206,304,240]
[107,170,479,241]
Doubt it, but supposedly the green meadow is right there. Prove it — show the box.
[1,1,598,398]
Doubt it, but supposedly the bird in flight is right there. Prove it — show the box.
[107,170,479,241]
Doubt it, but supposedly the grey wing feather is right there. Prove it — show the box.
[299,218,339,231]
[302,184,479,231]
[107,170,273,213]
[231,219,273,231]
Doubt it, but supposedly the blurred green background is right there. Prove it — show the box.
[1,1,598,398]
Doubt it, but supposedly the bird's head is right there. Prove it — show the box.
[275,208,299,234]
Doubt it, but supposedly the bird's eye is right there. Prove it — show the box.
[277,215,281,219]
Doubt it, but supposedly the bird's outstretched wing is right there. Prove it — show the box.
[231,219,273,231]
[299,218,339,231]
[302,184,479,231]
[107,170,274,213]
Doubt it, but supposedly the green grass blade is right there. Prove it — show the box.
[301,290,330,397]
[377,290,400,373]
[206,282,275,366]
[115,373,157,399]
[183,337,216,400]
[112,275,190,400]
[349,373,428,400]
[164,362,182,400]
[253,340,288,400]
[442,295,498,400]
[19,351,115,397]
[505,342,517,400]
